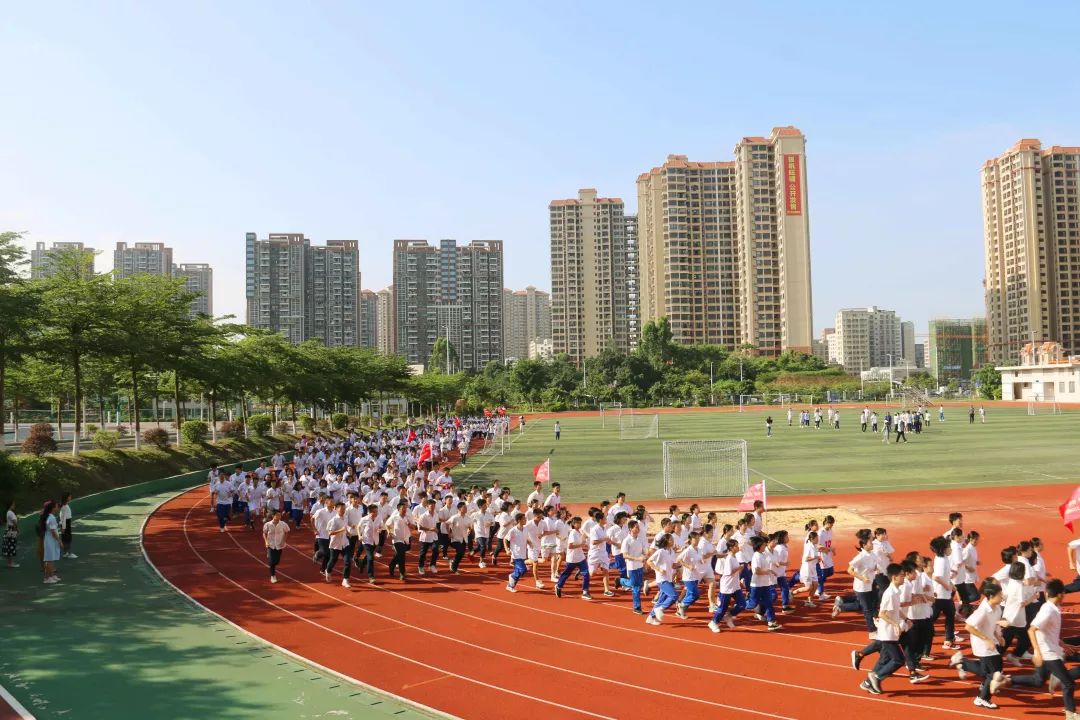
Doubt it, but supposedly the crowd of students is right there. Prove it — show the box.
[208,422,1076,717]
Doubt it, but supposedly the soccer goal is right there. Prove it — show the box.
[662,440,749,498]
[620,413,659,440]
[477,422,509,456]
[600,402,623,428]
[1028,401,1062,416]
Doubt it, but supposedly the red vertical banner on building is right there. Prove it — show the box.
[784,154,802,215]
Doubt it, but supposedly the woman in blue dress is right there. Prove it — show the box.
[40,500,61,584]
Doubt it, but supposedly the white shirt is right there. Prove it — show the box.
[1002,578,1027,627]
[327,515,348,551]
[566,529,586,564]
[523,520,543,552]
[718,555,741,594]
[587,524,609,562]
[750,551,774,588]
[931,555,954,599]
[543,492,561,510]
[506,526,527,560]
[1031,601,1064,662]
[967,599,1003,658]
[876,583,902,642]
[472,509,493,537]
[608,525,626,556]
[849,550,876,593]
[417,511,438,543]
[359,515,380,544]
[908,572,933,621]
[677,545,701,582]
[449,513,471,543]
[818,527,834,568]
[526,490,543,507]
[386,513,411,543]
[59,505,72,526]
[648,548,675,584]
[312,506,333,539]
[263,519,289,550]
[608,502,631,523]
[621,534,647,571]
[540,516,560,546]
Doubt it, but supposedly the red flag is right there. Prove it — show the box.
[484,408,492,418]
[533,458,550,484]
[417,442,432,467]
[1060,486,1080,531]
[498,406,506,416]
[454,417,461,429]
[737,482,766,511]
[437,421,443,433]
[406,429,417,443]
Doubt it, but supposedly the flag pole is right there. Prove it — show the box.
[762,480,768,532]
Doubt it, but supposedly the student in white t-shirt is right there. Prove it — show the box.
[553,516,591,600]
[799,530,820,606]
[748,536,781,631]
[674,532,703,619]
[620,520,648,614]
[470,499,493,569]
[859,563,908,695]
[524,510,546,589]
[929,536,961,650]
[587,512,613,597]
[540,505,561,582]
[1009,579,1076,715]
[951,580,1012,709]
[645,534,678,626]
[262,510,290,583]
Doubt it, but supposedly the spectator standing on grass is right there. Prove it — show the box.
[786,407,793,426]
[40,501,61,585]
[833,410,841,430]
[969,405,976,424]
[58,492,76,559]
[765,416,773,437]
[554,420,561,441]
[3,500,19,568]
[980,406,986,423]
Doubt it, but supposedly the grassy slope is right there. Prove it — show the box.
[454,408,1080,503]
[3,435,297,512]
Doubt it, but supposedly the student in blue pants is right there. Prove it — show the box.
[747,535,782,631]
[554,516,592,600]
[646,534,679,625]
[675,532,703,619]
[504,512,529,592]
[709,539,746,632]
[618,520,648,613]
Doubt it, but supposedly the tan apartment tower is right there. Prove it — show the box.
[549,189,635,364]
[637,126,813,355]
[982,139,1080,363]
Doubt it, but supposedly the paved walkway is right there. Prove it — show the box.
[0,491,441,720]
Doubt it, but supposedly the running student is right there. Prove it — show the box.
[1010,579,1078,718]
[950,579,1012,710]
[748,536,781,631]
[554,516,591,600]
[504,512,528,593]
[859,563,913,695]
[799,530,819,605]
[709,539,745,632]
[620,520,648,614]
[675,532,703,619]
[262,510,290,585]
[930,535,961,650]
[646,533,678,625]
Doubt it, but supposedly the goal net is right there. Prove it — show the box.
[600,402,623,428]
[1028,401,1062,416]
[662,440,748,498]
[477,421,509,456]
[620,413,658,440]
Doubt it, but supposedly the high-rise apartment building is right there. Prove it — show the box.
[833,306,903,374]
[636,127,813,355]
[392,240,502,371]
[503,286,552,362]
[549,189,635,364]
[359,290,378,348]
[174,263,213,317]
[625,214,640,350]
[900,321,917,366]
[244,233,361,346]
[983,139,1080,363]
[376,287,395,354]
[30,241,96,279]
[113,242,173,278]
[927,318,988,384]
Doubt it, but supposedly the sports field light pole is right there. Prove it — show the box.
[709,361,715,406]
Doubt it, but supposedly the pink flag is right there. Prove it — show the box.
[1060,486,1080,531]
[533,458,550,484]
[738,481,766,511]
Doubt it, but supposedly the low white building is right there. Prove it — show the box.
[999,342,1080,402]
[859,363,918,383]
[529,338,553,360]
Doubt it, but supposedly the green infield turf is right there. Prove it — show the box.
[453,407,1080,502]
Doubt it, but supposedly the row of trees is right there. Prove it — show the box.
[0,232,466,455]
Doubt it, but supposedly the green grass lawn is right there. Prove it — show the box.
[453,407,1080,503]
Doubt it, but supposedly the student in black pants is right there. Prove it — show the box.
[930,536,961,650]
[385,502,410,581]
[860,563,922,695]
[949,579,1011,710]
[1010,580,1079,716]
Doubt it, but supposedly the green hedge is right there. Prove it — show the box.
[1,435,297,516]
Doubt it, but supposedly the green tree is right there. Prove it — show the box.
[35,246,111,455]
[638,317,675,368]
[509,358,549,408]
[429,337,459,373]
[107,273,198,448]
[0,232,41,448]
[973,365,1002,400]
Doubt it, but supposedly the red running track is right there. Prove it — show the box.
[143,483,1080,719]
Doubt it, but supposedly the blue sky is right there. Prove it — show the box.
[3,2,1079,341]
